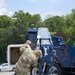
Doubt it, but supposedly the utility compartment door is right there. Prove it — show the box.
[10,47,22,64]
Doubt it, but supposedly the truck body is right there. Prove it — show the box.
[28,27,75,75]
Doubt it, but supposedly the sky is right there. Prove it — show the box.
[0,0,75,20]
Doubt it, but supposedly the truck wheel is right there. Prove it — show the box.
[12,67,15,71]
[31,67,40,75]
[46,63,63,75]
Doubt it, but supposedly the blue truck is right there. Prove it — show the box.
[28,27,75,75]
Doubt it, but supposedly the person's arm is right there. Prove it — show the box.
[31,50,42,67]
[19,43,28,53]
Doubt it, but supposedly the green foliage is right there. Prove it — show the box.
[44,16,66,33]
[0,28,6,63]
[50,32,56,35]
[0,15,14,28]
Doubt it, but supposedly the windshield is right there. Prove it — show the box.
[41,39,50,45]
[2,63,8,67]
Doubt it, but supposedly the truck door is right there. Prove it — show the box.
[52,36,71,67]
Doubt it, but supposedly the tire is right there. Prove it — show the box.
[46,63,63,75]
[12,67,15,71]
[0,69,1,71]
[31,67,41,75]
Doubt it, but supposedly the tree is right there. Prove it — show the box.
[65,9,75,45]
[44,16,66,33]
[0,15,14,63]
[30,14,42,27]
[0,15,14,28]
[0,28,6,63]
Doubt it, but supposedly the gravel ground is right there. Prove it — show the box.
[0,72,15,75]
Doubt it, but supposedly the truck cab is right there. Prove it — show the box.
[51,35,75,74]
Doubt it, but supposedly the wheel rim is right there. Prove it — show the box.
[32,67,40,75]
[49,66,58,75]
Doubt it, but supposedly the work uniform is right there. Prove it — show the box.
[15,44,38,75]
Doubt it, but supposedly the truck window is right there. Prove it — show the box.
[41,39,50,45]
